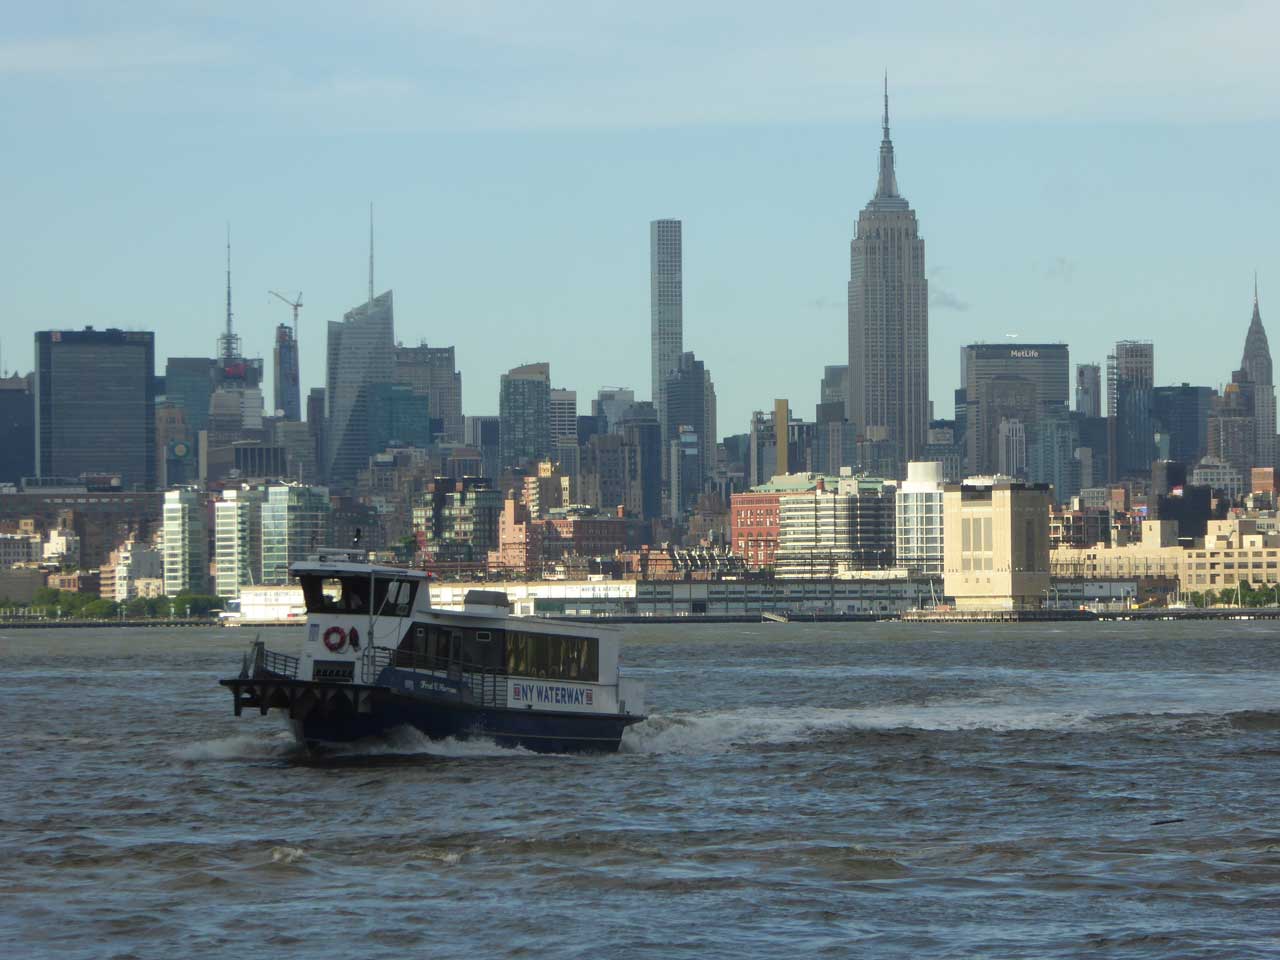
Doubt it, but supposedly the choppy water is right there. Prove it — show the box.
[2,621,1279,959]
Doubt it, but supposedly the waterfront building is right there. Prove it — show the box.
[214,486,265,600]
[260,483,330,585]
[775,474,896,578]
[896,461,945,575]
[162,486,207,596]
[325,291,395,488]
[499,363,552,469]
[550,388,578,446]
[847,81,929,467]
[36,328,156,490]
[0,373,34,485]
[1075,363,1102,419]
[943,478,1052,610]
[393,343,463,444]
[1108,340,1155,479]
[272,324,301,421]
[650,219,683,436]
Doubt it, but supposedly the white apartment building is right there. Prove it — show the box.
[896,461,945,575]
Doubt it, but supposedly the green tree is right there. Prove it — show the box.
[82,598,119,619]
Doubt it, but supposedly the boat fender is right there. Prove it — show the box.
[323,625,347,652]
[348,626,360,651]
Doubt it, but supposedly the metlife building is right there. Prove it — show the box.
[961,343,1070,475]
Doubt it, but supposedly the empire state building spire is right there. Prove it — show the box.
[875,73,900,200]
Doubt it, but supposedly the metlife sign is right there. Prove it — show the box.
[1009,349,1041,359]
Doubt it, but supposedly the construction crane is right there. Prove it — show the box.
[268,290,303,337]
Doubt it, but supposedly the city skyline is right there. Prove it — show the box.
[4,5,1280,436]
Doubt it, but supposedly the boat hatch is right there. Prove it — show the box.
[300,573,419,617]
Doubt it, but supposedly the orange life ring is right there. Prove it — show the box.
[322,625,347,652]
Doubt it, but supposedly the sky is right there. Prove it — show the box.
[4,1,1280,434]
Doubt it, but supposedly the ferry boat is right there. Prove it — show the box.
[218,551,646,753]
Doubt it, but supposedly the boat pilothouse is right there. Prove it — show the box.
[220,550,646,753]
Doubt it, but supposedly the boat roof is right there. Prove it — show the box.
[291,559,430,581]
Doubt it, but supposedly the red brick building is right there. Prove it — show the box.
[730,491,782,570]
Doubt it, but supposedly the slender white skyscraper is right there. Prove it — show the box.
[847,78,929,469]
[650,219,683,438]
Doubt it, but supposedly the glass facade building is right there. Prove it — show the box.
[261,483,330,585]
[36,328,156,490]
[162,486,207,595]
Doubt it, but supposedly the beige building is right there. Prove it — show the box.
[1053,518,1280,594]
[944,479,1052,610]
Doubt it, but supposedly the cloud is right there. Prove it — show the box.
[0,31,231,75]
[930,286,970,312]
[1045,257,1076,283]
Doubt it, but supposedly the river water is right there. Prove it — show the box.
[1,621,1278,958]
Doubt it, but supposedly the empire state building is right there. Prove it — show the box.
[847,80,929,467]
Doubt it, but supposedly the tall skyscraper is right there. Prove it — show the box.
[663,351,716,513]
[1075,363,1102,418]
[847,80,929,468]
[1240,280,1276,469]
[165,358,217,433]
[0,373,34,485]
[273,324,301,421]
[650,219,683,436]
[1107,340,1155,479]
[35,328,156,490]
[498,363,552,468]
[325,291,395,487]
[393,343,463,444]
[550,388,578,445]
[260,483,330,585]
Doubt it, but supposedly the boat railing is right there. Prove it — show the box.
[360,645,508,708]
[242,639,300,680]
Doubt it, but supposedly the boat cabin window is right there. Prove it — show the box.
[372,577,418,617]
[505,631,599,683]
[300,574,418,615]
[397,624,503,670]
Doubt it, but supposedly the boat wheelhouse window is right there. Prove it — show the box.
[505,632,599,683]
[372,577,417,617]
[300,576,369,614]
[476,630,491,643]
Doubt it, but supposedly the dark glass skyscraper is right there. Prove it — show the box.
[35,328,156,489]
[0,373,35,484]
[847,80,929,469]
[273,324,301,421]
[325,291,395,488]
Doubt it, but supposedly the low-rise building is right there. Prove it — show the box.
[943,478,1052,610]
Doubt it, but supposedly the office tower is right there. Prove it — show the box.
[260,483,330,585]
[498,363,551,468]
[465,415,501,481]
[367,383,432,451]
[165,358,217,433]
[306,387,326,478]
[214,486,265,600]
[774,399,791,474]
[848,80,929,467]
[663,352,716,496]
[1152,384,1215,467]
[550,388,578,445]
[620,402,662,520]
[669,426,702,519]
[748,411,778,486]
[1029,412,1082,504]
[0,373,34,484]
[162,486,207,595]
[821,365,849,408]
[650,219,683,436]
[273,324,301,421]
[592,387,636,434]
[1107,340,1155,479]
[1075,363,1102,418]
[35,328,156,490]
[325,291,395,488]
[896,461,945,575]
[1240,281,1276,468]
[997,418,1028,478]
[393,343,463,444]
[962,343,1070,475]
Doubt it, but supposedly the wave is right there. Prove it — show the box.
[331,726,538,759]
[172,730,300,762]
[621,704,1280,754]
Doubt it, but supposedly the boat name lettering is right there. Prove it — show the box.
[511,682,593,707]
